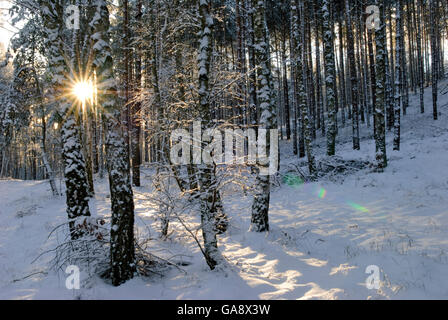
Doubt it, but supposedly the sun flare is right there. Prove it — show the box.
[72,80,94,104]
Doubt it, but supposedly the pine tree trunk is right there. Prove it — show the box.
[131,0,143,187]
[400,4,409,117]
[345,0,360,150]
[338,18,347,127]
[430,0,439,120]
[394,0,403,151]
[298,0,316,175]
[415,0,425,113]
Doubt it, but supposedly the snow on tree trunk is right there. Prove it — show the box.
[322,0,336,156]
[294,0,316,176]
[39,137,58,197]
[131,0,143,187]
[196,0,225,269]
[289,35,299,156]
[394,0,403,151]
[249,0,277,232]
[374,0,388,170]
[90,1,136,286]
[338,19,347,127]
[246,0,258,127]
[41,0,91,239]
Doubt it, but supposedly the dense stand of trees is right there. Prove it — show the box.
[0,0,446,285]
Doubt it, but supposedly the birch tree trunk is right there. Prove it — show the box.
[41,0,91,239]
[250,0,277,232]
[374,0,388,170]
[291,0,316,175]
[322,0,336,156]
[90,0,136,286]
[196,0,225,269]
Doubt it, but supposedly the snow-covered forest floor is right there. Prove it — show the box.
[1,81,448,300]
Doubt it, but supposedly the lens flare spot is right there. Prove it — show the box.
[318,188,327,199]
[347,201,369,213]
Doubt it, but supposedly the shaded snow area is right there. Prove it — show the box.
[1,82,448,300]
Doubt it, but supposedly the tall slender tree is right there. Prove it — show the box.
[415,0,425,114]
[374,0,387,169]
[250,0,277,232]
[196,0,226,268]
[394,0,403,151]
[345,0,360,150]
[430,0,439,120]
[90,0,136,286]
[322,0,336,156]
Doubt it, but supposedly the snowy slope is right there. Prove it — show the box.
[0,81,447,299]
